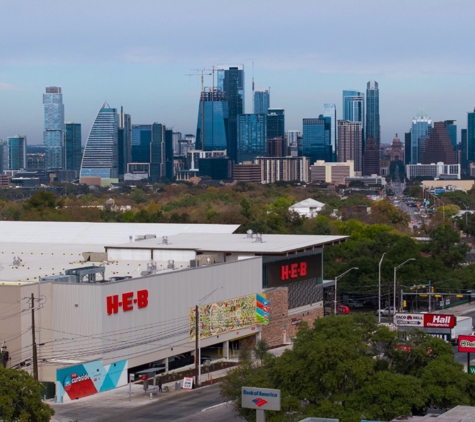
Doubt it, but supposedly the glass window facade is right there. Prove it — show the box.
[43,86,64,170]
[7,135,27,170]
[237,114,267,163]
[196,90,229,152]
[302,116,332,164]
[65,123,82,175]
[80,103,118,179]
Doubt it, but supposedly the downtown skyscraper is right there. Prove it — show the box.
[217,66,244,163]
[254,90,269,114]
[43,86,64,170]
[323,104,337,161]
[410,111,432,164]
[365,80,380,145]
[80,102,118,181]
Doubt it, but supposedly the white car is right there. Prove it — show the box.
[376,307,397,316]
[347,299,364,308]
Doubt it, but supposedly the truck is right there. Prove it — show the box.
[451,316,473,344]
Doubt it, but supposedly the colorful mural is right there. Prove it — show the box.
[189,293,270,341]
[56,359,128,402]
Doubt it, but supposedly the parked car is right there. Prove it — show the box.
[376,307,397,316]
[347,299,364,308]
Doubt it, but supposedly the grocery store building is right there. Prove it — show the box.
[0,221,346,401]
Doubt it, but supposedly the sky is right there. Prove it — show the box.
[1,0,475,145]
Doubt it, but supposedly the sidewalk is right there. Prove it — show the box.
[49,345,292,422]
[49,366,233,422]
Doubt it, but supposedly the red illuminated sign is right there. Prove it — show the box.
[458,335,475,353]
[265,254,322,288]
[337,305,349,315]
[280,262,307,281]
[423,314,456,329]
[106,290,148,315]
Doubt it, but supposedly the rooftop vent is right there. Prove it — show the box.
[162,236,168,245]
[246,229,254,239]
[12,256,22,266]
[254,233,263,243]
[167,259,175,270]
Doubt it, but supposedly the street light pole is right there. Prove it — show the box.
[378,253,386,323]
[393,258,416,312]
[334,267,359,314]
[461,202,469,230]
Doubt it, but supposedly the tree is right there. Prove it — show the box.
[220,314,470,422]
[0,366,55,421]
[427,224,470,268]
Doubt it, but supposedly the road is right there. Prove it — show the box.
[53,383,244,422]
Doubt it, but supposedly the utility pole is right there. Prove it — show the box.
[31,293,38,380]
[194,305,199,387]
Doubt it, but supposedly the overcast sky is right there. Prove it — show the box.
[1,0,475,145]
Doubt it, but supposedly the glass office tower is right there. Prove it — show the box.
[43,86,64,170]
[254,90,270,114]
[80,102,118,179]
[195,90,229,151]
[218,66,244,163]
[237,114,267,163]
[365,80,380,144]
[323,103,337,161]
[7,135,27,170]
[302,116,332,164]
[343,90,364,123]
[64,123,82,175]
[410,112,432,164]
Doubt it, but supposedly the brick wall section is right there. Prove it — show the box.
[261,288,324,347]
[240,335,256,350]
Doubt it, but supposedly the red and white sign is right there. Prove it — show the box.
[458,335,475,353]
[397,344,411,352]
[337,305,349,315]
[182,377,193,390]
[423,313,456,329]
[106,289,148,315]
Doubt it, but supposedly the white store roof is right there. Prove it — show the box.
[0,221,239,245]
[106,233,348,255]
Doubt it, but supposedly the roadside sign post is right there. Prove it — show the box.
[242,386,281,422]
[458,335,475,373]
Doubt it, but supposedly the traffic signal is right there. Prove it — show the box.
[431,286,434,292]
[403,300,407,308]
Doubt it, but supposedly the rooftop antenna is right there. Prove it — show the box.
[252,61,255,93]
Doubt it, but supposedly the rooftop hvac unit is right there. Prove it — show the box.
[162,236,168,245]
[254,233,263,243]
[167,260,175,269]
[39,275,78,283]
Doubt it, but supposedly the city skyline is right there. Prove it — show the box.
[1,0,475,144]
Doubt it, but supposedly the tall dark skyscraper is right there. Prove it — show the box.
[118,107,131,178]
[422,121,457,164]
[365,80,380,145]
[64,123,82,175]
[267,108,285,156]
[363,135,380,175]
[466,109,475,167]
[218,66,244,162]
